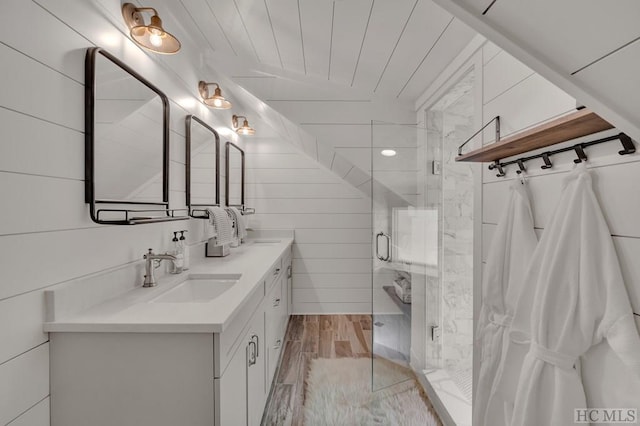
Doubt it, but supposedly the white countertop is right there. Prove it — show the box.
[43,238,293,334]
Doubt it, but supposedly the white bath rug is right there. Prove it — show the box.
[303,358,440,426]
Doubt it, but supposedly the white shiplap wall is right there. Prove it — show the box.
[0,1,218,423]
[242,138,373,314]
[0,1,373,425]
[480,43,640,413]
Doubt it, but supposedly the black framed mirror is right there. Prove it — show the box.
[85,47,187,224]
[225,142,245,209]
[186,115,220,218]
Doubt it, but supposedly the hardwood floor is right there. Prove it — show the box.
[261,314,441,426]
[262,315,372,426]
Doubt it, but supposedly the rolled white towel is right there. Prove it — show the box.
[228,207,247,240]
[206,207,234,246]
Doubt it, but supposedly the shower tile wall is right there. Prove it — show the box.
[441,110,474,374]
[425,75,475,376]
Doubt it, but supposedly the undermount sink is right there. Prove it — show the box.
[250,239,281,246]
[151,274,241,303]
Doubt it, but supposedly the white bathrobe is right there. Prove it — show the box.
[473,181,538,426]
[510,165,640,426]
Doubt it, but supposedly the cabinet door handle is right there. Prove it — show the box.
[273,298,281,307]
[251,334,259,358]
[247,341,256,366]
[273,339,282,350]
[287,265,292,279]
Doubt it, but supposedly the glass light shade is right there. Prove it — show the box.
[381,149,397,157]
[203,87,232,109]
[130,15,180,54]
[204,96,232,109]
[232,115,256,136]
[237,119,256,136]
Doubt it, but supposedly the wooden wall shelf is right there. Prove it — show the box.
[456,109,614,163]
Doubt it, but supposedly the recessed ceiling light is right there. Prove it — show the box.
[381,149,396,157]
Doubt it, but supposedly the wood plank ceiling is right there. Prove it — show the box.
[175,0,474,101]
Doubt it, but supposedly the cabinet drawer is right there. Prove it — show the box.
[265,257,283,293]
[264,279,283,384]
[283,250,292,272]
[268,276,283,310]
[267,333,284,383]
[264,279,282,343]
[283,255,292,317]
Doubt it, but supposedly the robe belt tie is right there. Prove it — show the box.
[530,342,576,370]
[489,312,513,328]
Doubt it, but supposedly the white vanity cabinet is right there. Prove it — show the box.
[246,316,267,426]
[216,307,266,426]
[265,273,285,381]
[218,250,292,426]
[265,252,292,382]
[50,332,216,426]
[285,252,292,316]
[49,242,293,426]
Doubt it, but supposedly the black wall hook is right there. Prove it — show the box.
[486,133,635,178]
[573,145,588,163]
[618,133,636,155]
[488,160,506,177]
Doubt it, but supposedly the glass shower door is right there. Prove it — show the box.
[371,121,429,390]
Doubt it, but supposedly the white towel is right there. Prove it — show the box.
[228,207,248,240]
[206,207,234,246]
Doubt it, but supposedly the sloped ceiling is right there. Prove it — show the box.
[434,0,640,141]
[135,0,476,202]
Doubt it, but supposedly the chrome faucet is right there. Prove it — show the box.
[143,248,177,287]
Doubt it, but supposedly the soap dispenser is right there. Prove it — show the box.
[180,230,189,270]
[171,231,184,274]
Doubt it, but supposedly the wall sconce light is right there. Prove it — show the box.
[232,115,256,136]
[122,3,181,54]
[198,81,232,109]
